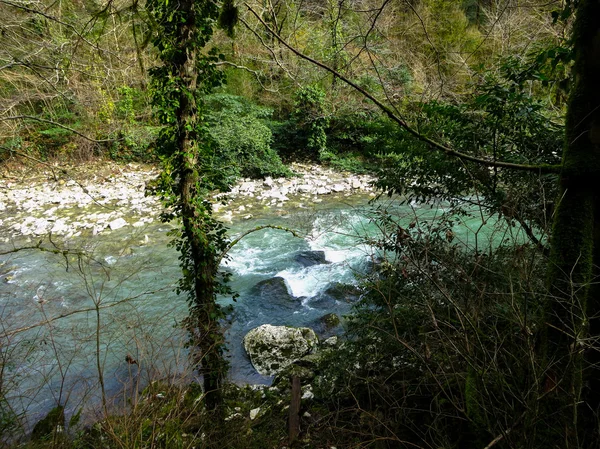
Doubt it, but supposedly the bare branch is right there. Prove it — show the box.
[0,287,171,338]
[0,145,64,180]
[244,3,561,174]
[0,240,82,258]
[239,16,300,86]
[1,115,112,143]
[219,224,301,264]
[0,0,101,54]
[214,60,279,92]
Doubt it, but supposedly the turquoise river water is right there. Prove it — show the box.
[0,193,527,433]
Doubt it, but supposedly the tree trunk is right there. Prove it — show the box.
[289,375,301,445]
[172,0,224,411]
[546,1,600,445]
[181,163,224,410]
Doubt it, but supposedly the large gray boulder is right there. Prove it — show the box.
[243,324,318,376]
[249,277,299,313]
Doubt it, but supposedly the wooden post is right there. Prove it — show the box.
[289,375,301,445]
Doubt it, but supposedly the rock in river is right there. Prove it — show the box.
[318,312,341,330]
[251,277,293,302]
[322,282,362,302]
[243,324,318,376]
[294,250,329,267]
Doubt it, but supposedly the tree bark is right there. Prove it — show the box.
[289,375,301,445]
[546,1,600,445]
[173,0,224,411]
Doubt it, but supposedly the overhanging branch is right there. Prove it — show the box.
[214,60,279,92]
[0,287,172,338]
[219,224,301,264]
[245,3,562,175]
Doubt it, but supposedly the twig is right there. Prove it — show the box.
[218,224,301,264]
[482,410,527,449]
[214,61,279,92]
[0,146,119,211]
[0,146,65,181]
[1,287,171,338]
[0,239,84,258]
[244,3,561,174]
[239,16,300,86]
[1,115,112,143]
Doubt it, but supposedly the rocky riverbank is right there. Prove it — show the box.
[0,162,376,241]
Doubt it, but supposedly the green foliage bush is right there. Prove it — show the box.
[376,57,563,239]
[271,86,330,162]
[318,149,368,173]
[22,106,83,160]
[0,398,18,440]
[97,87,157,163]
[268,118,302,161]
[205,93,290,181]
[3,85,155,163]
[114,86,140,124]
[107,125,160,162]
[323,109,400,172]
[293,86,329,159]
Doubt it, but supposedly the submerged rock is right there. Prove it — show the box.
[322,282,362,302]
[243,324,318,376]
[251,277,293,302]
[294,250,329,267]
[318,313,341,330]
[31,405,65,441]
[307,282,361,311]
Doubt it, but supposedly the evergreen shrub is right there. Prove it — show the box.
[206,94,290,180]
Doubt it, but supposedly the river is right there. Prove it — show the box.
[0,187,384,431]
[0,168,527,436]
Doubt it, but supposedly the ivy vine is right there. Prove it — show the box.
[147,0,237,410]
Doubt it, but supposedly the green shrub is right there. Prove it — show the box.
[115,86,139,124]
[268,118,303,161]
[375,58,563,237]
[206,94,290,180]
[107,125,161,162]
[292,85,329,159]
[0,398,19,440]
[319,109,401,172]
[308,206,548,448]
[19,106,82,160]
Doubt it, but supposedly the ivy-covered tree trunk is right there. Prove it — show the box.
[148,0,228,411]
[546,1,600,445]
[177,40,224,410]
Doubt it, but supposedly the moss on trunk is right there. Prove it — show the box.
[545,0,600,444]
[149,0,227,413]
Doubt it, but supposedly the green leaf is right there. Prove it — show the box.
[69,409,82,427]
